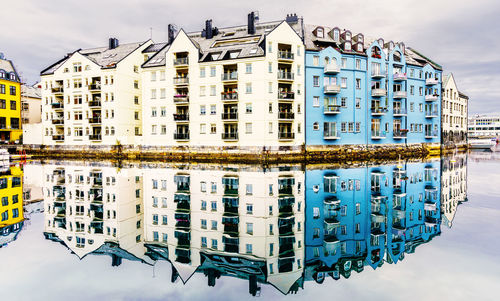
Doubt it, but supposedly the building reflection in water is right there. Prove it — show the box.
[0,165,24,248]
[41,156,467,296]
[440,154,468,228]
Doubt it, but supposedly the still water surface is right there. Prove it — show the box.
[1,153,499,301]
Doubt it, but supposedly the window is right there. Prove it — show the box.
[10,100,16,110]
[200,105,206,115]
[211,220,217,230]
[246,103,252,113]
[246,244,253,254]
[246,204,253,214]
[246,184,253,195]
[201,237,207,247]
[355,78,361,89]
[246,83,252,94]
[341,97,347,108]
[341,77,347,88]
[162,215,168,225]
[341,58,347,68]
[313,122,319,131]
[211,124,216,134]
[210,85,216,96]
[210,66,216,77]
[211,201,217,211]
[73,63,82,72]
[355,97,361,109]
[201,200,207,210]
[313,207,320,218]
[313,96,320,107]
[201,219,207,229]
[151,71,157,81]
[200,67,206,78]
[313,76,319,87]
[268,62,273,73]
[246,63,252,74]
[246,223,253,235]
[245,123,252,134]
[313,56,319,66]
[355,59,361,69]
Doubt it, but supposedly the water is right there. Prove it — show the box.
[1,153,499,301]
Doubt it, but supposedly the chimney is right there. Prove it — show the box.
[167,24,176,44]
[248,12,256,34]
[109,38,119,49]
[205,19,213,39]
[286,13,298,24]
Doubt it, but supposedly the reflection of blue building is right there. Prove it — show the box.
[305,160,441,282]
[304,24,442,147]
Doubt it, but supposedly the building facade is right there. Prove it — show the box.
[304,25,442,148]
[40,39,153,146]
[440,154,467,228]
[442,74,468,145]
[21,84,42,124]
[468,115,500,138]
[0,56,22,143]
[1,166,24,248]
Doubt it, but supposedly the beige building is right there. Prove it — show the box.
[21,84,42,124]
[442,74,468,145]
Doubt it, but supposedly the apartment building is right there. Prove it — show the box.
[304,159,442,281]
[142,165,305,295]
[442,74,468,145]
[141,13,305,150]
[440,154,467,228]
[40,39,153,146]
[43,163,146,262]
[0,56,22,143]
[21,84,42,124]
[0,166,24,248]
[468,115,500,138]
[304,25,442,148]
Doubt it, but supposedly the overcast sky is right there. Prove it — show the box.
[1,0,498,114]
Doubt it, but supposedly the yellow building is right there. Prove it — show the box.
[0,56,22,143]
[0,166,24,247]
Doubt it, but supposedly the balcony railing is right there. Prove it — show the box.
[425,110,439,118]
[426,78,439,86]
[393,73,407,81]
[88,101,101,108]
[372,88,387,97]
[324,105,341,114]
[221,112,238,121]
[221,72,238,82]
[324,63,340,74]
[324,84,341,94]
[51,102,64,109]
[425,94,439,102]
[324,130,341,139]
[52,135,64,141]
[88,84,101,92]
[371,130,386,139]
[173,57,189,66]
[89,134,102,141]
[277,71,294,81]
[222,132,238,140]
[278,91,294,100]
[277,50,294,60]
[174,132,190,140]
[278,112,294,120]
[425,130,439,138]
[371,107,388,115]
[393,108,407,116]
[393,130,408,139]
[52,119,64,125]
[88,117,102,124]
[278,132,295,140]
[221,92,238,101]
[173,77,189,85]
[51,87,64,94]
[173,114,189,121]
[173,95,189,103]
[393,91,407,99]
[371,71,385,78]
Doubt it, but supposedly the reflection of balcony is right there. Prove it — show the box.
[88,84,101,92]
[324,63,340,74]
[278,132,295,140]
[221,132,238,140]
[393,130,408,139]
[324,130,340,140]
[88,101,101,108]
[51,102,64,109]
[324,84,341,94]
[221,92,238,101]
[426,78,439,86]
[425,130,439,139]
[52,119,64,125]
[89,134,102,141]
[278,112,294,120]
[88,117,102,124]
[371,130,386,139]
[52,135,64,141]
[372,88,387,97]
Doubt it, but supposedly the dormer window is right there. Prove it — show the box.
[378,38,384,46]
[345,32,351,41]
[357,43,363,52]
[315,27,324,38]
[10,73,15,80]
[357,34,364,43]
[389,42,394,50]
[344,42,351,51]
[334,29,340,41]
[0,71,5,78]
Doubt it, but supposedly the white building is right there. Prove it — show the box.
[440,155,467,228]
[442,74,468,144]
[141,14,305,151]
[40,39,153,146]
[468,115,500,138]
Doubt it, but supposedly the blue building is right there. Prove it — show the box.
[304,25,442,148]
[304,159,442,283]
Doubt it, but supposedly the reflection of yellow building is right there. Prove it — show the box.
[0,56,22,143]
[0,166,24,247]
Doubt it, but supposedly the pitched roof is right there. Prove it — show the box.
[21,84,41,99]
[0,58,20,82]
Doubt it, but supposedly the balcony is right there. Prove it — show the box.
[89,134,102,141]
[324,130,341,140]
[324,105,341,114]
[393,73,407,81]
[173,113,189,122]
[278,132,295,140]
[425,110,439,118]
[371,130,386,139]
[371,71,386,79]
[277,71,294,81]
[324,63,340,74]
[371,107,388,116]
[221,72,238,82]
[51,102,64,109]
[221,132,238,140]
[278,112,294,120]
[393,130,408,139]
[88,101,101,108]
[426,78,439,86]
[221,92,238,101]
[88,84,101,92]
[277,51,294,61]
[425,94,439,102]
[173,77,189,86]
[221,112,238,121]
[52,135,64,141]
[324,84,341,94]
[372,88,387,97]
[52,119,64,125]
[173,57,189,66]
[51,87,64,95]
[88,117,102,124]
[425,130,439,139]
[393,108,407,116]
[174,132,190,140]
[393,91,407,99]
[173,94,189,103]
[278,91,294,101]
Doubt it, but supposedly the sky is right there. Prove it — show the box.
[1,0,498,114]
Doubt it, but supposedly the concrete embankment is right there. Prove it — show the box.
[19,143,441,164]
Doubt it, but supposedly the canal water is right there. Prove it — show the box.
[1,152,499,301]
